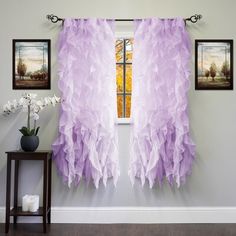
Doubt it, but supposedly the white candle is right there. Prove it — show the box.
[28,195,39,212]
[22,195,39,212]
[22,195,30,212]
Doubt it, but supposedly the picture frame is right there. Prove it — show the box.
[195,39,233,90]
[13,39,51,90]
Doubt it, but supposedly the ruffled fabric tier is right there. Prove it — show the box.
[52,19,120,188]
[129,18,195,188]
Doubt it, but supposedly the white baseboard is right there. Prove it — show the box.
[0,207,236,224]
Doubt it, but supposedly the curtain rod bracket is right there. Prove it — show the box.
[185,14,202,23]
[47,14,64,24]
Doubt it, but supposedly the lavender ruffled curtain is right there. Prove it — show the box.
[52,19,120,188]
[129,18,195,188]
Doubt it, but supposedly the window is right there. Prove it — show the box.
[116,38,133,118]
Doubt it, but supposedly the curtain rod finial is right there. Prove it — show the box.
[197,14,203,20]
[47,14,62,23]
[187,14,202,23]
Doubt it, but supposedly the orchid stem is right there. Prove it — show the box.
[34,119,36,130]
[27,105,30,130]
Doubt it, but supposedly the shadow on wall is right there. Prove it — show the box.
[51,163,118,207]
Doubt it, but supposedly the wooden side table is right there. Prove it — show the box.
[5,150,52,233]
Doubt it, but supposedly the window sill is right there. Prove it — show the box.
[116,118,131,125]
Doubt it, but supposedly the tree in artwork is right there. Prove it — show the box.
[205,69,210,80]
[17,58,27,79]
[209,62,217,81]
[221,61,230,79]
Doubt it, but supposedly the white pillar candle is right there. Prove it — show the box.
[22,194,40,212]
[22,195,30,212]
[28,195,39,212]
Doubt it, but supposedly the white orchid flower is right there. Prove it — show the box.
[30,93,37,99]
[19,97,25,106]
[24,93,37,100]
[5,102,11,110]
[44,97,50,105]
[3,104,10,113]
[31,106,39,114]
[54,95,61,103]
[36,100,44,110]
[12,100,18,109]
[20,97,30,107]
[51,97,57,106]
[32,113,39,120]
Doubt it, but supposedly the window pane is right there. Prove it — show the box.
[117,95,123,118]
[116,39,124,63]
[125,64,132,93]
[116,64,123,92]
[125,39,133,62]
[125,95,131,118]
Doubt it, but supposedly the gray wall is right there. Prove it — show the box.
[0,0,236,207]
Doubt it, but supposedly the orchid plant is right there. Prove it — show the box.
[3,93,60,136]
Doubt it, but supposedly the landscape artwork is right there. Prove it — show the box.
[195,40,233,90]
[13,40,50,89]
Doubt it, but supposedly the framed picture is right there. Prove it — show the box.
[195,39,233,90]
[13,39,51,89]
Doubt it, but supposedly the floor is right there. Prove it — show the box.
[1,224,236,236]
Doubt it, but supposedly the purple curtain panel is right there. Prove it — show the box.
[52,19,120,188]
[129,18,195,188]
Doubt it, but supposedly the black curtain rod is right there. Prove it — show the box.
[46,14,202,24]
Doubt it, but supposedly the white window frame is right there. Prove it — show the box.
[115,31,133,125]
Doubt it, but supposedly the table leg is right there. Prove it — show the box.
[13,160,19,224]
[43,158,48,233]
[5,157,11,233]
[47,156,52,224]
